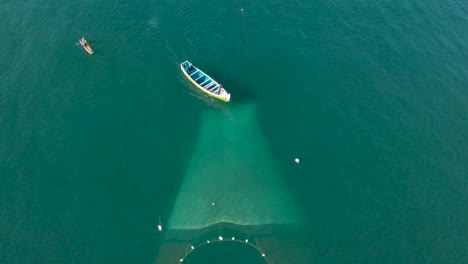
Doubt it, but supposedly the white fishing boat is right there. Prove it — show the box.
[180,61,230,102]
[79,38,93,55]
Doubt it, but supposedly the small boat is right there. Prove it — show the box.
[79,38,93,55]
[180,61,230,102]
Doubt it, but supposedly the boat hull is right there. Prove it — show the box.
[79,39,93,55]
[180,61,230,102]
[82,45,93,55]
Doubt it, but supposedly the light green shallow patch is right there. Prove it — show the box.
[168,105,301,230]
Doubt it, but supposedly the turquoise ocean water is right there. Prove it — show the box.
[1,0,467,263]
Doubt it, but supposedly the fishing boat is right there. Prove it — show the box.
[180,61,230,102]
[79,38,93,55]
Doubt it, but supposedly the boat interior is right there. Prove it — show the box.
[183,62,220,94]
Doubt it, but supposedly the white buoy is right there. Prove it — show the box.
[179,259,183,262]
[295,158,300,164]
[219,236,223,241]
[191,246,195,250]
[157,216,162,231]
[232,237,235,240]
[241,8,244,11]
[212,202,215,206]
[262,253,266,257]
[245,239,249,243]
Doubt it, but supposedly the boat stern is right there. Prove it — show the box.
[218,90,231,102]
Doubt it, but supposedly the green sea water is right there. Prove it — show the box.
[1,0,467,263]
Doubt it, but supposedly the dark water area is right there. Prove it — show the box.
[0,0,467,263]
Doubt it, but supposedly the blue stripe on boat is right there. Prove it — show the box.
[209,85,218,92]
[187,67,197,75]
[192,73,202,79]
[190,70,200,77]
[201,79,212,86]
[194,75,204,82]
[196,77,206,84]
[205,82,215,89]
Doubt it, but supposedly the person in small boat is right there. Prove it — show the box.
[218,84,223,94]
